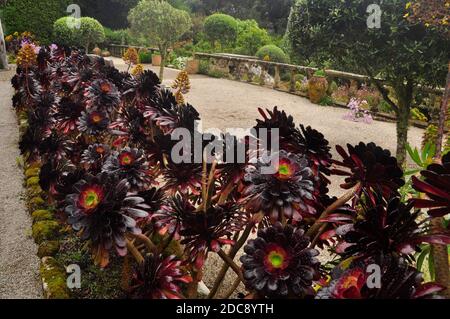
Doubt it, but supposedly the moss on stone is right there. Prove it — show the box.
[25,167,40,178]
[28,196,46,210]
[26,176,40,187]
[38,241,60,258]
[27,185,43,197]
[32,220,60,244]
[32,209,54,222]
[40,257,70,299]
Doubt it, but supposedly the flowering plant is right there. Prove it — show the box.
[12,41,450,300]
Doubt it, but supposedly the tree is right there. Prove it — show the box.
[286,0,449,165]
[204,13,238,48]
[128,0,192,80]
[53,17,105,52]
[80,17,105,52]
[235,19,271,56]
[406,0,449,158]
[406,0,450,298]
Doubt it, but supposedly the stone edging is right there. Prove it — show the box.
[18,113,71,299]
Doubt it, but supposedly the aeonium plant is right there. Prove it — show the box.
[12,43,450,299]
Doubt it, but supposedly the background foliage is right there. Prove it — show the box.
[1,0,70,44]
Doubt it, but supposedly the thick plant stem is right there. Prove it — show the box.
[217,249,244,282]
[222,276,242,299]
[207,223,253,298]
[306,183,360,244]
[435,62,450,158]
[126,239,144,264]
[430,217,450,298]
[128,232,157,253]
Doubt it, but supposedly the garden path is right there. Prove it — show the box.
[0,68,42,298]
[108,57,425,297]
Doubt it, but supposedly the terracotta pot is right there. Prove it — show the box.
[152,54,162,66]
[92,47,102,56]
[308,76,328,104]
[185,59,199,74]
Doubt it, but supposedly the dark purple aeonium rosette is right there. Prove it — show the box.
[242,150,320,223]
[64,172,149,267]
[102,147,152,191]
[171,197,246,269]
[412,152,450,218]
[53,96,84,134]
[85,79,120,112]
[316,256,445,299]
[81,143,111,171]
[240,222,320,298]
[129,253,192,299]
[332,142,404,205]
[78,109,110,136]
[322,195,450,261]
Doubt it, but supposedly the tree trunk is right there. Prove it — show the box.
[395,83,414,166]
[435,61,450,158]
[159,50,166,81]
[430,217,450,298]
[395,103,411,166]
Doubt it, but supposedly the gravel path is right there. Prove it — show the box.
[108,57,424,297]
[0,69,42,299]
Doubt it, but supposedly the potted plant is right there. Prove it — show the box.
[308,70,329,104]
[152,51,162,66]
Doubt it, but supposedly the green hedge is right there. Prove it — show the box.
[104,28,130,45]
[256,45,289,63]
[1,0,70,44]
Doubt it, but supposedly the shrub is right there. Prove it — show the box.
[104,28,130,45]
[199,60,209,74]
[256,45,289,63]
[53,17,105,50]
[204,13,238,47]
[139,50,152,64]
[234,19,271,56]
[53,17,81,47]
[79,17,106,51]
[1,0,70,44]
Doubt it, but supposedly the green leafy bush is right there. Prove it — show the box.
[204,13,238,47]
[234,19,271,56]
[53,17,105,51]
[1,0,70,44]
[256,45,289,63]
[139,50,152,64]
[104,28,130,45]
[53,17,80,47]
